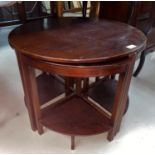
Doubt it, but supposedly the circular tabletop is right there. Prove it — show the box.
[9,17,147,64]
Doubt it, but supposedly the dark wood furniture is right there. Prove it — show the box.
[0,2,54,26]
[99,1,155,76]
[0,1,88,27]
[9,17,146,149]
[54,1,88,17]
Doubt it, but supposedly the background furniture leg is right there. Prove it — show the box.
[133,52,146,77]
[82,1,87,18]
[17,2,26,23]
[57,1,63,17]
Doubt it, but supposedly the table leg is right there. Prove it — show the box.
[107,55,136,140]
[71,135,75,150]
[115,56,136,133]
[83,78,89,95]
[17,53,44,134]
[28,66,44,134]
[65,77,74,96]
[16,53,37,131]
[76,78,82,95]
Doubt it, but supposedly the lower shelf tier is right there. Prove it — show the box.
[88,79,129,114]
[40,95,111,136]
[37,73,65,105]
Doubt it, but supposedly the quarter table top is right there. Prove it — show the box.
[9,17,147,64]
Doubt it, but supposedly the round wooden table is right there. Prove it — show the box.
[9,17,146,150]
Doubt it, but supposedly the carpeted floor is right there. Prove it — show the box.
[0,25,155,154]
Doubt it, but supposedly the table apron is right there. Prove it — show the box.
[20,55,132,78]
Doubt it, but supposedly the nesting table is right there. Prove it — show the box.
[9,17,146,149]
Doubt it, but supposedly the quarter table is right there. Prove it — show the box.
[9,17,146,149]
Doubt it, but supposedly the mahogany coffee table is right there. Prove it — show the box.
[9,17,146,150]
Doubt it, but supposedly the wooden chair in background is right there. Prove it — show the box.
[55,1,89,17]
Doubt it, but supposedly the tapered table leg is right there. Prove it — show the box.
[16,52,37,131]
[108,55,136,140]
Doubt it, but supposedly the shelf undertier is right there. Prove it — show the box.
[40,96,111,136]
[37,76,127,136]
[88,79,129,114]
[88,79,117,113]
[37,73,65,105]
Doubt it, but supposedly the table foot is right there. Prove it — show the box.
[38,125,44,135]
[71,136,75,150]
[107,130,114,141]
